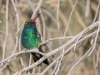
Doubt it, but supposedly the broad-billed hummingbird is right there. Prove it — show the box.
[21,14,49,65]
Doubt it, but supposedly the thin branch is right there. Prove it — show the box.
[11,0,20,33]
[27,0,35,12]
[31,0,43,19]
[68,0,86,29]
[92,2,100,23]
[39,9,46,41]
[2,0,9,64]
[64,0,79,36]
[57,0,60,31]
[18,37,25,68]
[85,0,90,17]
[39,36,73,46]
[68,46,93,75]
[88,19,100,56]
[0,48,46,64]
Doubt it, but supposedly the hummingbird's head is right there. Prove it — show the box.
[24,14,40,27]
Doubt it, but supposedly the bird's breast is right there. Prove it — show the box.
[21,28,41,49]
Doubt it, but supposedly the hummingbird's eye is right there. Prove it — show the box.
[26,22,29,24]
[24,22,29,27]
[24,19,31,27]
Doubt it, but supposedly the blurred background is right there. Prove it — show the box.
[0,0,100,75]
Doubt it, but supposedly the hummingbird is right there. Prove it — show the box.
[21,14,49,65]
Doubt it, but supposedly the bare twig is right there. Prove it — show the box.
[64,0,79,36]
[39,36,73,46]
[92,2,100,23]
[0,48,46,64]
[31,0,43,19]
[2,0,9,65]
[57,0,60,31]
[68,0,86,29]
[39,9,46,41]
[85,0,90,17]
[68,46,93,75]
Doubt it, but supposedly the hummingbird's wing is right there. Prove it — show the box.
[31,30,49,65]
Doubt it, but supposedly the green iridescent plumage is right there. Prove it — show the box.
[21,20,41,49]
[21,15,49,65]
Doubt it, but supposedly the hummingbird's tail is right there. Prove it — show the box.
[38,45,49,65]
[43,58,49,65]
[31,45,49,65]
